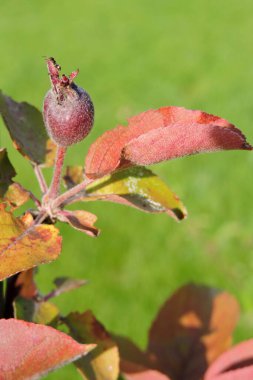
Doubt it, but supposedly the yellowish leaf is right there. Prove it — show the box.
[0,206,62,280]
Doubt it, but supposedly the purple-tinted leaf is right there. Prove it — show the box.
[64,310,120,380]
[113,335,151,370]
[0,148,30,209]
[0,148,16,193]
[147,284,239,380]
[113,335,167,380]
[0,91,56,166]
[0,318,95,379]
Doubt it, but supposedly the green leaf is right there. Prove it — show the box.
[64,310,120,380]
[0,206,62,280]
[64,166,187,220]
[86,167,187,221]
[0,91,56,166]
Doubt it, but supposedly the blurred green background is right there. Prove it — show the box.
[1,0,253,378]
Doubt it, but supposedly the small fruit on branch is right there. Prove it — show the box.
[43,57,94,147]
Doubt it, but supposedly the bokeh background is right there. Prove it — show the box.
[1,1,253,378]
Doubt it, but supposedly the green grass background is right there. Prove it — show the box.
[1,0,253,378]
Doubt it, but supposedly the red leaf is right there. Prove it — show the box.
[85,107,252,178]
[0,149,30,210]
[124,367,172,380]
[124,124,250,166]
[0,148,16,191]
[205,367,253,380]
[0,318,95,379]
[205,339,253,380]
[85,125,127,178]
[57,209,100,237]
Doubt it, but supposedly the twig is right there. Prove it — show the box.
[32,164,48,194]
[28,191,41,208]
[45,146,67,201]
[52,177,92,208]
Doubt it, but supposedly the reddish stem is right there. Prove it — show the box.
[28,191,41,208]
[52,177,92,209]
[32,164,48,194]
[46,146,67,201]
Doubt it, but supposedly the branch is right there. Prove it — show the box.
[32,164,48,194]
[52,177,92,208]
[45,146,67,201]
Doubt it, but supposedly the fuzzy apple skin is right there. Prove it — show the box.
[43,83,94,147]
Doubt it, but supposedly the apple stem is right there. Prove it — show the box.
[46,145,67,201]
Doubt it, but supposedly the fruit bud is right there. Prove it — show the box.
[43,57,94,147]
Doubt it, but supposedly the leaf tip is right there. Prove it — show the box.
[171,207,188,221]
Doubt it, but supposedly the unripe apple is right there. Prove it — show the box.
[43,58,94,147]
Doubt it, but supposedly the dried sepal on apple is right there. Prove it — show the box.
[43,57,94,147]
